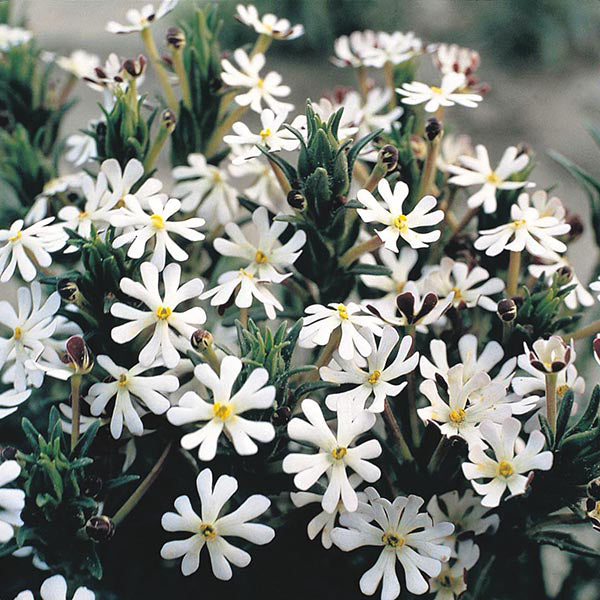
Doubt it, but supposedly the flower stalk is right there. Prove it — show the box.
[339,235,383,267]
[545,372,558,432]
[383,399,414,463]
[140,27,177,111]
[70,374,82,452]
[506,250,522,297]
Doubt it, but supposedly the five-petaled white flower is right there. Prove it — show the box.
[0,388,31,420]
[524,335,573,374]
[101,158,164,210]
[321,326,418,414]
[462,417,553,507]
[330,488,453,599]
[106,1,178,34]
[357,180,443,251]
[13,574,95,600]
[361,30,423,68]
[220,49,293,114]
[428,539,480,600]
[0,460,24,543]
[283,398,381,513]
[447,145,532,213]
[0,25,32,51]
[56,49,100,79]
[111,262,206,368]
[160,468,274,578]
[167,356,275,461]
[331,30,379,68]
[235,4,304,40]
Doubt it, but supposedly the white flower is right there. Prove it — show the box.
[330,488,453,599]
[0,25,32,51]
[101,158,164,210]
[428,539,480,600]
[321,326,418,413]
[13,575,94,600]
[224,108,299,163]
[110,195,205,270]
[423,257,504,311]
[462,417,553,507]
[397,72,482,113]
[283,399,381,513]
[431,43,480,76]
[418,364,511,448]
[331,30,379,68]
[447,145,532,213]
[361,30,423,68]
[56,50,100,79]
[437,133,474,173]
[220,49,293,114]
[357,180,443,251]
[0,282,61,391]
[111,262,206,368]
[299,302,384,361]
[160,468,274,578]
[106,1,178,34]
[65,123,99,167]
[0,388,31,419]
[0,460,24,543]
[0,218,66,282]
[172,153,238,225]
[87,355,179,439]
[167,356,275,461]
[213,206,305,283]
[590,276,600,301]
[235,4,304,40]
[474,193,570,258]
[84,53,127,95]
[525,335,573,374]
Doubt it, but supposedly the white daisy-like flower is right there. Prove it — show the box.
[110,195,205,271]
[110,262,206,369]
[423,257,504,311]
[0,388,31,420]
[235,4,304,40]
[447,145,532,214]
[283,398,381,513]
[431,43,480,76]
[361,30,423,68]
[397,72,482,113]
[437,133,474,173]
[213,206,305,283]
[357,179,443,251]
[418,364,511,448]
[474,192,570,258]
[428,539,480,600]
[299,302,384,361]
[55,50,100,79]
[330,488,453,599]
[65,128,98,167]
[224,108,299,164]
[84,52,128,95]
[351,87,404,138]
[321,326,418,414]
[0,25,32,51]
[172,153,238,225]
[462,417,553,507]
[106,0,178,34]
[13,574,94,600]
[87,355,179,439]
[0,460,24,543]
[525,336,573,374]
[160,468,275,578]
[0,282,61,391]
[220,49,293,114]
[167,356,275,461]
[331,30,379,68]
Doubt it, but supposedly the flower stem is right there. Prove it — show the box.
[304,328,341,384]
[202,344,221,375]
[269,159,292,195]
[383,60,396,109]
[428,436,448,473]
[250,33,272,58]
[405,325,420,447]
[140,27,177,112]
[239,307,249,328]
[450,206,479,237]
[70,375,82,452]
[171,46,192,110]
[567,318,600,341]
[383,399,414,463]
[339,235,383,267]
[417,134,442,199]
[356,65,369,103]
[144,120,173,172]
[363,160,388,193]
[205,103,248,158]
[112,442,172,528]
[506,250,522,297]
[545,372,558,432]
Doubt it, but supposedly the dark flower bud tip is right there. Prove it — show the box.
[497,298,517,323]
[166,26,186,49]
[425,117,442,141]
[587,477,600,501]
[191,329,213,351]
[86,515,115,542]
[63,336,93,373]
[0,446,17,461]
[57,279,80,304]
[271,406,291,426]
[554,266,573,287]
[123,55,147,78]
[378,144,398,172]
[287,190,306,210]
[161,108,177,132]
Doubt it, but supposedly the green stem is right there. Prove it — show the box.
[205,104,248,158]
[405,326,420,447]
[339,235,383,267]
[250,33,272,58]
[171,47,192,109]
[417,134,442,199]
[239,307,249,328]
[70,375,82,452]
[363,160,387,193]
[356,65,369,103]
[383,399,414,462]
[202,344,221,375]
[428,436,448,473]
[567,318,600,341]
[506,250,522,297]
[303,327,341,384]
[450,206,479,238]
[141,27,177,111]
[144,121,172,172]
[545,372,558,432]
[269,159,291,195]
[383,60,396,110]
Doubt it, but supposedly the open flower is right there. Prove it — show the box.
[101,158,164,210]
[462,417,553,507]
[235,4,304,40]
[0,460,24,543]
[283,399,381,513]
[321,326,418,414]
[56,50,100,79]
[111,262,206,368]
[13,575,95,600]
[361,30,422,68]
[447,145,532,213]
[0,388,31,420]
[106,1,178,34]
[0,25,32,51]
[428,539,480,600]
[357,180,443,251]
[331,488,453,599]
[331,30,379,68]
[525,336,573,374]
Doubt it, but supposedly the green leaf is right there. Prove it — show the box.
[72,419,100,458]
[347,128,383,174]
[21,417,42,448]
[555,388,574,444]
[532,530,600,558]
[569,384,600,435]
[293,380,332,401]
[104,474,141,490]
[349,263,392,277]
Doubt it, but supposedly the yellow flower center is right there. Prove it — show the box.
[257,78,264,88]
[211,171,222,184]
[13,327,22,340]
[259,128,271,140]
[590,501,600,520]
[212,402,232,421]
[395,281,406,293]
[78,211,89,220]
[117,373,128,387]
[450,287,463,301]
[255,250,268,264]
[498,460,514,478]
[439,572,454,588]
[449,408,466,424]
[331,447,347,460]
[115,197,126,209]
[8,230,22,243]
[337,304,349,320]
[393,214,408,232]
[382,532,404,548]
[150,214,165,229]
[556,384,569,399]
[156,306,172,320]
[431,86,443,95]
[511,219,527,229]
[486,172,500,185]
[240,268,253,279]
[199,523,217,540]
[368,370,381,385]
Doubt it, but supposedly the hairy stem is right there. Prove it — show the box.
[545,372,558,432]
[506,250,522,297]
[70,375,82,452]
[567,318,600,341]
[239,307,249,328]
[171,47,192,109]
[383,399,414,463]
[405,326,420,447]
[205,104,248,158]
[141,27,177,112]
[339,235,383,267]
[417,134,442,199]
[383,60,396,109]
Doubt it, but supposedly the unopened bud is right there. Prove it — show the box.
[497,298,517,323]
[587,477,600,501]
[554,266,573,287]
[271,406,291,426]
[82,475,103,498]
[1,446,17,461]
[425,117,442,141]
[122,55,147,78]
[191,329,213,351]
[161,108,177,132]
[166,26,186,50]
[287,190,306,211]
[566,212,584,240]
[85,515,115,542]
[378,144,398,172]
[57,279,81,304]
[61,336,93,374]
[516,142,531,158]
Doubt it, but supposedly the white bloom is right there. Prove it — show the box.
[110,195,205,270]
[283,399,381,513]
[437,133,474,173]
[525,335,573,374]
[0,218,66,282]
[106,1,178,34]
[331,488,453,599]
[474,193,570,258]
[87,355,178,439]
[167,356,275,461]
[331,30,379,68]
[303,96,360,141]
[84,53,127,95]
[424,257,504,311]
[13,575,94,600]
[462,417,553,507]
[160,468,274,578]
[321,326,418,414]
[0,460,24,543]
[172,153,238,224]
[361,30,423,68]
[0,388,31,419]
[220,49,293,114]
[0,282,61,391]
[299,302,384,361]
[235,4,303,40]
[56,50,100,79]
[397,72,482,113]
[431,43,480,76]
[428,539,480,600]
[213,206,305,283]
[0,25,32,51]
[590,276,600,301]
[65,123,99,167]
[447,145,532,213]
[111,262,206,368]
[357,180,443,251]
[101,158,163,210]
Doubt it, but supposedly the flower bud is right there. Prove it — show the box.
[191,329,213,351]
[594,336,600,365]
[271,406,291,426]
[85,515,115,542]
[61,336,93,374]
[497,298,517,323]
[565,212,584,241]
[161,108,177,132]
[425,117,442,141]
[122,55,147,79]
[166,26,186,50]
[587,477,600,501]
[57,279,81,304]
[553,266,573,288]
[287,190,306,211]
[378,144,398,172]
[0,446,17,461]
